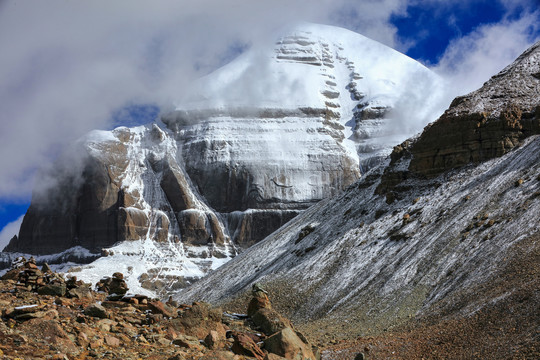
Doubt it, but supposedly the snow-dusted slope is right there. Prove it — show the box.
[176,134,540,331]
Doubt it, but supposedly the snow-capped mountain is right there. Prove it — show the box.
[2,23,445,296]
[175,40,540,338]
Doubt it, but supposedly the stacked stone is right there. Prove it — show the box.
[19,267,43,290]
[15,258,46,291]
[96,272,129,297]
[0,257,69,295]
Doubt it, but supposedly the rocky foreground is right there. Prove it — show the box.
[0,258,320,360]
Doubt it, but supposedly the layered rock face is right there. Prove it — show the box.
[5,125,228,255]
[409,40,540,177]
[3,23,444,293]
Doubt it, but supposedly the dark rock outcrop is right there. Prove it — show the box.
[409,41,540,178]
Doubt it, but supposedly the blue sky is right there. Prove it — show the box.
[0,0,539,249]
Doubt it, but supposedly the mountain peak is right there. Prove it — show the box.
[166,22,445,169]
[4,24,445,297]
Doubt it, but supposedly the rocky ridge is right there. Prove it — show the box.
[408,40,540,178]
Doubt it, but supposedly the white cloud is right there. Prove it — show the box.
[0,215,24,251]
[0,0,538,202]
[0,0,345,199]
[433,11,539,103]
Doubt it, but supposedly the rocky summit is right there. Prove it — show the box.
[2,23,444,295]
[176,41,540,358]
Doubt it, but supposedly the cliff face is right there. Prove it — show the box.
[409,41,540,177]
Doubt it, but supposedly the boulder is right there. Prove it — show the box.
[83,303,109,319]
[252,308,293,336]
[67,284,94,299]
[37,283,66,297]
[231,331,265,360]
[172,334,204,351]
[204,330,221,349]
[247,285,272,316]
[264,327,317,360]
[148,300,177,318]
[104,335,121,347]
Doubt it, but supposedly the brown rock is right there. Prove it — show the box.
[172,334,204,350]
[67,284,94,299]
[41,263,53,273]
[204,330,221,349]
[96,319,117,332]
[55,297,74,307]
[231,332,265,360]
[90,338,104,349]
[83,303,109,319]
[166,326,179,340]
[166,295,179,308]
[157,337,171,346]
[15,309,59,321]
[37,283,66,296]
[148,300,177,318]
[0,267,21,281]
[248,292,272,317]
[252,308,293,336]
[264,327,316,360]
[104,335,121,347]
[77,331,90,348]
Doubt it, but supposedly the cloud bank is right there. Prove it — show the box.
[0,0,538,203]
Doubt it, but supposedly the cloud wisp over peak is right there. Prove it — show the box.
[0,0,538,204]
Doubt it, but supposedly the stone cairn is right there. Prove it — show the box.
[96,272,129,297]
[1,256,91,297]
